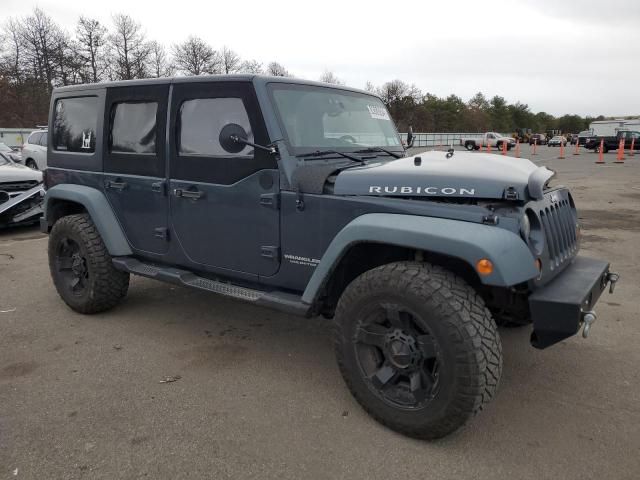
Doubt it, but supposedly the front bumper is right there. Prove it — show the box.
[528,256,617,349]
[0,184,45,227]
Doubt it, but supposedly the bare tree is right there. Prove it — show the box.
[266,61,292,77]
[319,70,343,85]
[19,8,67,91]
[75,17,106,83]
[172,36,220,76]
[148,40,173,77]
[0,19,23,84]
[364,81,376,93]
[109,14,150,80]
[220,46,241,74]
[238,59,263,74]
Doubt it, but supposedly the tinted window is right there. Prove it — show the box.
[178,98,253,156]
[28,132,42,145]
[38,133,48,147]
[110,102,158,154]
[53,97,98,153]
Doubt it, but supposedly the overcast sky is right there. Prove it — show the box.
[3,0,639,116]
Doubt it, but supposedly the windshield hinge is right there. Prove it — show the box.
[503,186,519,201]
[296,191,305,211]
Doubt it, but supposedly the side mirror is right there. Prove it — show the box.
[219,123,248,154]
[406,126,415,148]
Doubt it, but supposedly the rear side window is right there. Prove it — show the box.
[53,97,98,153]
[28,132,42,145]
[178,98,253,157]
[110,102,158,154]
[38,133,48,147]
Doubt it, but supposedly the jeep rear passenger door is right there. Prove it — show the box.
[168,81,280,276]
[103,85,170,256]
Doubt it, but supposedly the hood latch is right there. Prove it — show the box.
[503,186,519,201]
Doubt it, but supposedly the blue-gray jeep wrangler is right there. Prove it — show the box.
[41,75,618,439]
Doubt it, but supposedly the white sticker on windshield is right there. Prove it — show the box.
[367,105,390,121]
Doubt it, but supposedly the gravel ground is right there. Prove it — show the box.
[1,145,639,479]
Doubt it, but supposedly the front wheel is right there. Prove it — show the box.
[48,214,129,314]
[333,262,502,440]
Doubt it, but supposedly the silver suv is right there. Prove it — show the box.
[22,129,48,170]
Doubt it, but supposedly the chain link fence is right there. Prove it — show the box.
[398,132,486,148]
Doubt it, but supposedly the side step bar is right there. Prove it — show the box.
[112,257,311,317]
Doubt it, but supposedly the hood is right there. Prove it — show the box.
[333,150,553,201]
[0,163,43,183]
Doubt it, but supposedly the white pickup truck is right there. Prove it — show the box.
[460,132,516,151]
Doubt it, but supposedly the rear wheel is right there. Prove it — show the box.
[25,159,38,170]
[465,142,475,151]
[48,214,129,314]
[333,262,502,439]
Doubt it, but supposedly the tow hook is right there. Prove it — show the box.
[582,311,597,338]
[606,272,620,294]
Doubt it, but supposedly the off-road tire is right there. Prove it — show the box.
[48,213,129,314]
[333,261,502,440]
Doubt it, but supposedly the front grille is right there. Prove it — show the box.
[0,180,39,192]
[539,197,578,269]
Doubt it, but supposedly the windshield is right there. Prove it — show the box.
[268,83,402,154]
[0,143,13,153]
[0,152,12,166]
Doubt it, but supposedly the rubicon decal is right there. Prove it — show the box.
[368,186,476,195]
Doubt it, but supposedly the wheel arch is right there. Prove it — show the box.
[43,185,132,256]
[302,213,538,310]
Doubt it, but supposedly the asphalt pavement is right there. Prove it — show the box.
[1,145,639,479]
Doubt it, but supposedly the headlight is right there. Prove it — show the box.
[522,209,545,255]
[520,213,531,241]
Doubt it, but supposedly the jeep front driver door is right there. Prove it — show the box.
[168,81,280,276]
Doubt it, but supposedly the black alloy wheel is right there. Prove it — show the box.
[55,237,89,296]
[354,303,441,410]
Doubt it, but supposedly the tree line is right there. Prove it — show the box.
[0,7,616,133]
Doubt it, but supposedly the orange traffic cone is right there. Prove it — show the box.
[630,138,635,157]
[501,141,507,156]
[531,139,537,156]
[515,140,521,158]
[558,141,566,159]
[573,139,580,155]
[487,141,491,153]
[615,138,625,163]
[595,139,605,164]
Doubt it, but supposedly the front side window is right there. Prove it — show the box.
[110,102,158,154]
[269,83,402,154]
[53,97,98,153]
[178,98,253,157]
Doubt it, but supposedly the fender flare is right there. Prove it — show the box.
[301,213,538,305]
[43,184,132,256]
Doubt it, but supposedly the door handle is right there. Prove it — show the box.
[173,188,204,200]
[106,179,128,191]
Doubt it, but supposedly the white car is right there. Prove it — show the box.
[21,129,48,170]
[0,152,44,227]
